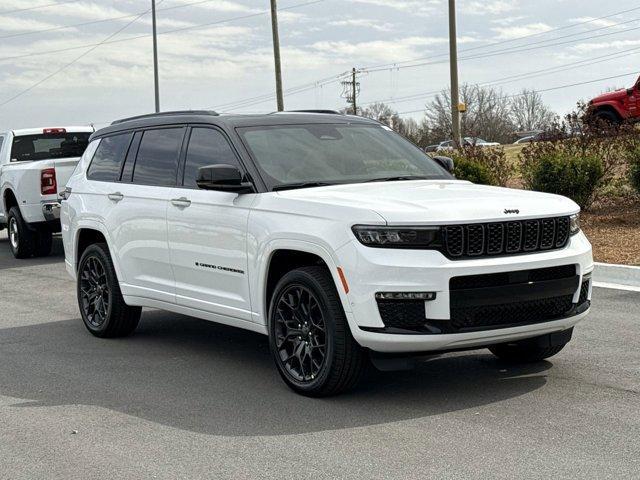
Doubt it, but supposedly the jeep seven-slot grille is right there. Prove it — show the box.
[442,216,570,259]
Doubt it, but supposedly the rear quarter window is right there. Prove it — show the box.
[87,133,133,182]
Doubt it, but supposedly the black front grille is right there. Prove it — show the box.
[450,295,574,331]
[443,216,570,259]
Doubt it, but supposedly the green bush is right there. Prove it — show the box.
[453,157,497,186]
[523,153,604,209]
[630,161,640,194]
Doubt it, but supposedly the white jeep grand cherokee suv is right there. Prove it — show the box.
[61,111,593,396]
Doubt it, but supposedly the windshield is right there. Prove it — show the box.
[238,123,450,190]
[11,132,91,162]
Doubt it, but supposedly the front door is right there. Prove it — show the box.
[166,126,254,321]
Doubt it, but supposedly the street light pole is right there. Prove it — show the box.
[448,0,462,148]
[151,0,160,113]
[270,0,284,111]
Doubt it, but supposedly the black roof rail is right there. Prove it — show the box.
[111,110,219,125]
[279,109,344,115]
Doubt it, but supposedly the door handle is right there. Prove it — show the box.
[171,197,191,208]
[108,192,124,202]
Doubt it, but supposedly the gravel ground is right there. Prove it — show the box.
[0,231,638,479]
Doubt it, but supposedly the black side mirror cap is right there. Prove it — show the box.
[196,164,254,193]
[433,155,455,174]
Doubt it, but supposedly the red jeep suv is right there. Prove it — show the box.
[588,76,639,124]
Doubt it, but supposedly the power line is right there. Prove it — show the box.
[0,0,80,15]
[0,0,325,64]
[361,5,640,72]
[359,45,640,108]
[0,0,234,40]
[361,20,640,74]
[215,12,640,111]
[0,2,160,108]
[393,71,639,116]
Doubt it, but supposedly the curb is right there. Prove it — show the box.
[593,262,640,292]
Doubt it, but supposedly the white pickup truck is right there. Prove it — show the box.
[0,126,93,258]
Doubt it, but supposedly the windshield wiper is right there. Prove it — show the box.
[365,175,431,183]
[272,181,336,191]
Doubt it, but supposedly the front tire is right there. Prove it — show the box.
[268,266,366,397]
[7,206,36,259]
[77,243,141,338]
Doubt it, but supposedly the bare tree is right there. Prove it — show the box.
[425,84,515,144]
[510,89,557,132]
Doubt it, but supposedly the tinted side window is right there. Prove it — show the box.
[87,133,132,182]
[183,128,240,187]
[133,128,184,186]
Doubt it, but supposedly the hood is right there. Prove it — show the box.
[276,180,579,224]
[591,88,627,103]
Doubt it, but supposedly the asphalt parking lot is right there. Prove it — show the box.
[0,231,638,479]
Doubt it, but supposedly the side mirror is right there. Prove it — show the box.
[196,164,254,193]
[433,155,455,174]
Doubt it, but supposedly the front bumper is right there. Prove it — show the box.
[337,231,593,353]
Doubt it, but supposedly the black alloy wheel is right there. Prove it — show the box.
[79,255,111,328]
[273,284,327,382]
[268,266,367,397]
[77,243,141,338]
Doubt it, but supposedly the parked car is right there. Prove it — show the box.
[436,137,500,151]
[0,126,93,258]
[62,110,592,396]
[588,75,639,124]
[424,144,439,153]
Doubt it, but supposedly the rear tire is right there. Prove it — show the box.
[77,243,141,338]
[268,266,367,397]
[7,206,36,259]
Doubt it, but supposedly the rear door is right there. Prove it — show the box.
[102,126,185,303]
[166,126,254,321]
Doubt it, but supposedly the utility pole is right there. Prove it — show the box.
[341,68,360,114]
[351,67,357,114]
[151,0,160,113]
[448,0,462,148]
[270,0,284,111]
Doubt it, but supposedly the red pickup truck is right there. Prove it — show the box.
[588,76,639,124]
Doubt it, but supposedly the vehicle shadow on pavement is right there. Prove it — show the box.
[0,310,551,436]
[0,234,65,271]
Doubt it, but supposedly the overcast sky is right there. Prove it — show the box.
[0,0,639,132]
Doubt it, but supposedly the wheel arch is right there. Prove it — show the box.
[259,241,352,328]
[3,187,19,215]
[73,222,125,283]
[591,102,625,121]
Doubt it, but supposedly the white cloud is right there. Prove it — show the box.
[492,23,552,40]
[0,16,62,33]
[349,0,442,17]
[463,1,518,16]
[328,18,394,32]
[491,15,528,26]
[571,39,640,53]
[569,17,619,28]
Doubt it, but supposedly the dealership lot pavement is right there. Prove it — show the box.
[0,231,638,479]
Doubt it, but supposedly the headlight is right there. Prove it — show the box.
[569,213,580,235]
[352,225,442,248]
